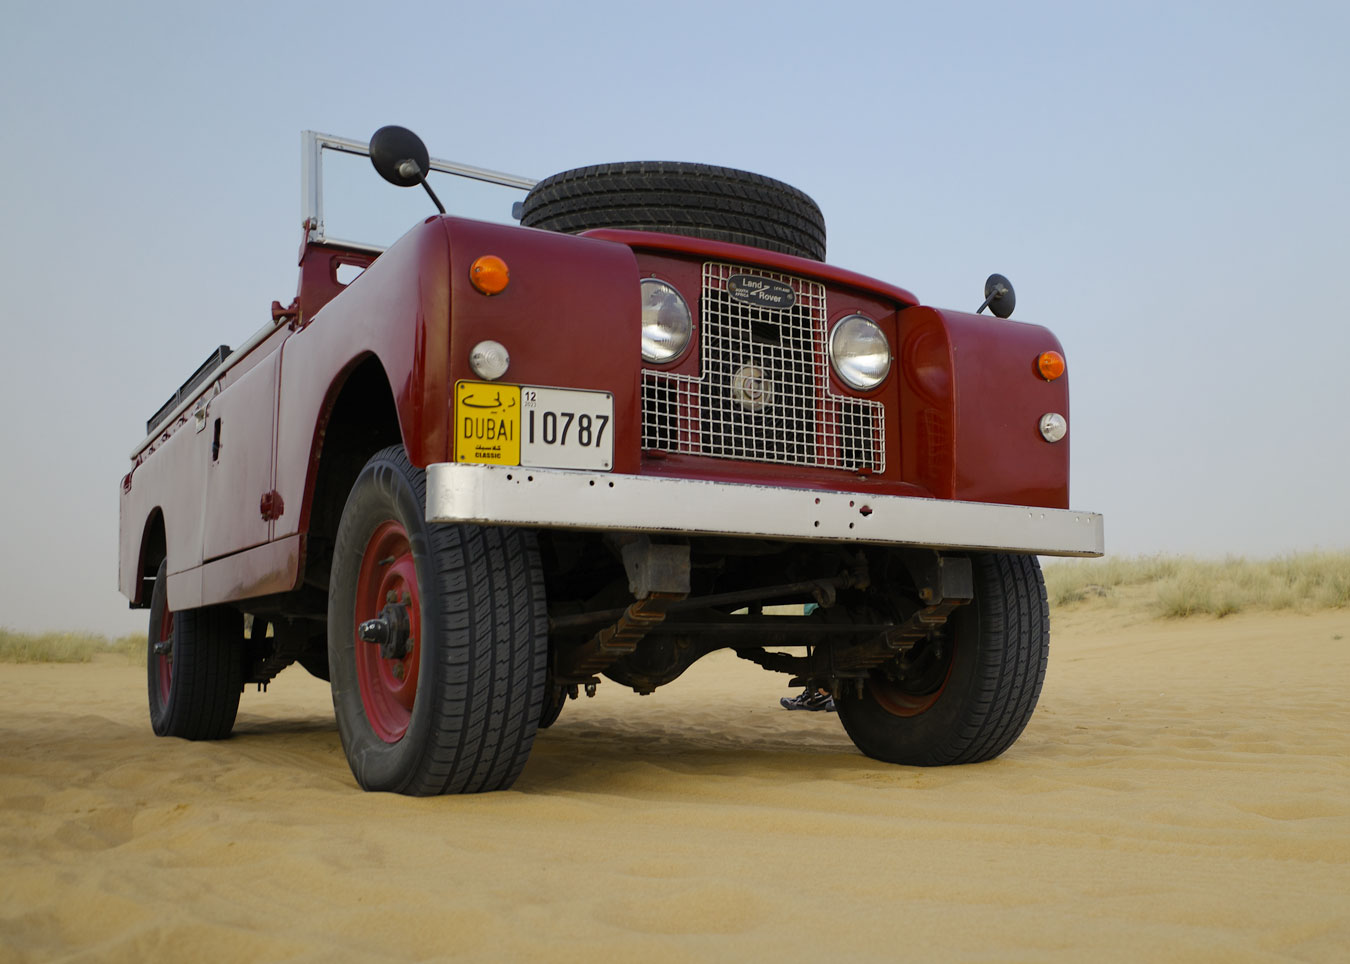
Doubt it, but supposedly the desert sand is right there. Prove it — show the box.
[2,607,1347,962]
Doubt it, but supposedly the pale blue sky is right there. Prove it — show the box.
[2,0,1346,633]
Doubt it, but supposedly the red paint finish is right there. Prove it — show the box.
[203,342,281,563]
[585,228,921,307]
[120,206,1076,613]
[444,219,643,472]
[897,306,1070,508]
[121,404,208,607]
[273,217,454,545]
[354,521,421,744]
[198,535,301,610]
[293,232,379,325]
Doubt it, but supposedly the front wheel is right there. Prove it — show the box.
[327,446,548,795]
[836,553,1048,766]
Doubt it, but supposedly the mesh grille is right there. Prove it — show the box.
[642,263,886,472]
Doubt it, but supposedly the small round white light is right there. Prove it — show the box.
[829,314,891,391]
[1039,412,1068,442]
[469,340,510,381]
[640,279,693,363]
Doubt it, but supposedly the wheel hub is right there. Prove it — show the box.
[870,637,952,717]
[358,599,412,660]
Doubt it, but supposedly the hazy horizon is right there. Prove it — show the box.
[2,1,1346,634]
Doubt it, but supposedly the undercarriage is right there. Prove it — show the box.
[539,532,976,707]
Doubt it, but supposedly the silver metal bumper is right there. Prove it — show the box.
[426,463,1103,557]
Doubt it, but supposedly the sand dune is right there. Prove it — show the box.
[2,609,1347,961]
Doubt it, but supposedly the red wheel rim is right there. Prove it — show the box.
[156,598,174,704]
[353,521,422,744]
[868,642,954,718]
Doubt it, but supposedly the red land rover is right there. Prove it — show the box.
[118,126,1103,795]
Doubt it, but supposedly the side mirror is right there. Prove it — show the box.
[370,125,430,186]
[976,273,1016,318]
[369,125,445,213]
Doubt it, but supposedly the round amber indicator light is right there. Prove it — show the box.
[1036,350,1066,381]
[469,255,510,295]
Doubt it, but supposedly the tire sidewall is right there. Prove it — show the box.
[328,452,444,792]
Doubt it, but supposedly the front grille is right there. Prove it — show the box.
[641,262,886,472]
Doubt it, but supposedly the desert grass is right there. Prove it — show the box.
[0,629,144,664]
[1043,551,1350,618]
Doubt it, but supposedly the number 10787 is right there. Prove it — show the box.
[527,409,609,448]
[520,387,614,470]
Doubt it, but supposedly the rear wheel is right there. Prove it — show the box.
[327,446,548,795]
[146,559,244,740]
[836,553,1048,766]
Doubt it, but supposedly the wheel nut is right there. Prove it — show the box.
[358,617,390,646]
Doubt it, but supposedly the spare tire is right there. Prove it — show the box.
[520,161,826,261]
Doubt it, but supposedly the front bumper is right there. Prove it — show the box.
[426,463,1103,557]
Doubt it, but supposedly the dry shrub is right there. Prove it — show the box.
[112,633,147,664]
[0,628,147,664]
[1045,552,1350,619]
[1042,554,1180,607]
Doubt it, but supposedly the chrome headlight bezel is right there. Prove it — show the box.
[640,278,693,364]
[828,314,891,391]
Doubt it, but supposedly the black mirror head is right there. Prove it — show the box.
[370,126,431,187]
[983,273,1016,319]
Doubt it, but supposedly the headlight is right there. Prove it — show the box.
[640,279,693,363]
[829,314,891,390]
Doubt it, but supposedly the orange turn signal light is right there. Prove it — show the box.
[1036,350,1066,381]
[469,255,510,295]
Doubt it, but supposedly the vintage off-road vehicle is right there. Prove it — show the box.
[119,126,1103,795]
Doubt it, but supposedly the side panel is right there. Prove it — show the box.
[199,534,302,606]
[444,219,643,472]
[119,409,209,608]
[120,323,290,607]
[275,216,645,545]
[897,306,1070,508]
[203,348,279,561]
[274,217,454,544]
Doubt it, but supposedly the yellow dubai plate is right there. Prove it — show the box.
[454,381,613,470]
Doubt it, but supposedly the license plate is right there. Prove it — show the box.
[455,382,613,470]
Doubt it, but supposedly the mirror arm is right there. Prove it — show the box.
[420,178,446,215]
[975,285,1005,315]
[395,158,446,215]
